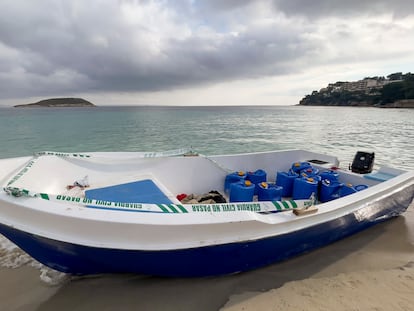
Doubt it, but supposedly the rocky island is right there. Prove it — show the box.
[299,72,414,108]
[14,98,96,108]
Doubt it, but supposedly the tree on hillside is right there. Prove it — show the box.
[403,73,414,99]
[381,82,405,103]
[387,72,403,80]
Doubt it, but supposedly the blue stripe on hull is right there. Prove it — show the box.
[0,189,412,277]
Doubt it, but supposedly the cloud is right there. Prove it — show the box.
[0,0,314,98]
[0,0,413,104]
[272,0,414,18]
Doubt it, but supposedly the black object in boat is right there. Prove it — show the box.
[351,151,375,174]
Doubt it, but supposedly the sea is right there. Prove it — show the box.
[0,105,413,168]
[0,105,413,286]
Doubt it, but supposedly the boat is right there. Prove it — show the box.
[0,149,413,277]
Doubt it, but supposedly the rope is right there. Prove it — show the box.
[198,153,233,173]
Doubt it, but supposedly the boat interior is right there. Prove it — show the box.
[2,150,406,206]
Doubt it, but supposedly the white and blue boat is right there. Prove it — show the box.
[0,149,413,277]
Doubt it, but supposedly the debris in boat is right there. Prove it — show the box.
[67,175,89,190]
[176,193,187,201]
[206,190,226,203]
[293,205,318,216]
[183,150,199,157]
[179,190,227,204]
[293,193,318,215]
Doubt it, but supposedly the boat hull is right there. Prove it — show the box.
[1,183,412,277]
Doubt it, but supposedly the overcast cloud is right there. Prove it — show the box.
[0,0,413,106]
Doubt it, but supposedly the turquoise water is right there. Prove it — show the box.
[0,105,413,169]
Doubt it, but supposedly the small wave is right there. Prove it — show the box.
[0,235,70,286]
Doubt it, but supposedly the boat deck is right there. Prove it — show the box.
[85,179,174,204]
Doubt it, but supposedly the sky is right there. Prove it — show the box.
[0,0,413,107]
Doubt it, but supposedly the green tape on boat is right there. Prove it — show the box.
[157,204,170,213]
[272,201,283,210]
[40,193,50,200]
[289,200,298,208]
[4,183,313,214]
[167,204,179,213]
[176,205,189,213]
[282,201,290,209]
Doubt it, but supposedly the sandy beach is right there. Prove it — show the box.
[1,200,413,311]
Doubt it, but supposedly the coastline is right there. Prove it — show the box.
[0,200,413,311]
[298,99,414,109]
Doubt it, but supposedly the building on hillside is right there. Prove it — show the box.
[341,78,402,93]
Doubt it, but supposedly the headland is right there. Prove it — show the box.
[14,98,96,108]
[299,72,414,108]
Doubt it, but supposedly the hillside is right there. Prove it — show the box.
[299,72,414,108]
[14,98,96,108]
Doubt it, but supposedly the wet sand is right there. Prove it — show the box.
[1,201,413,311]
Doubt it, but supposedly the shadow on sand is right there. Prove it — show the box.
[35,207,414,311]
